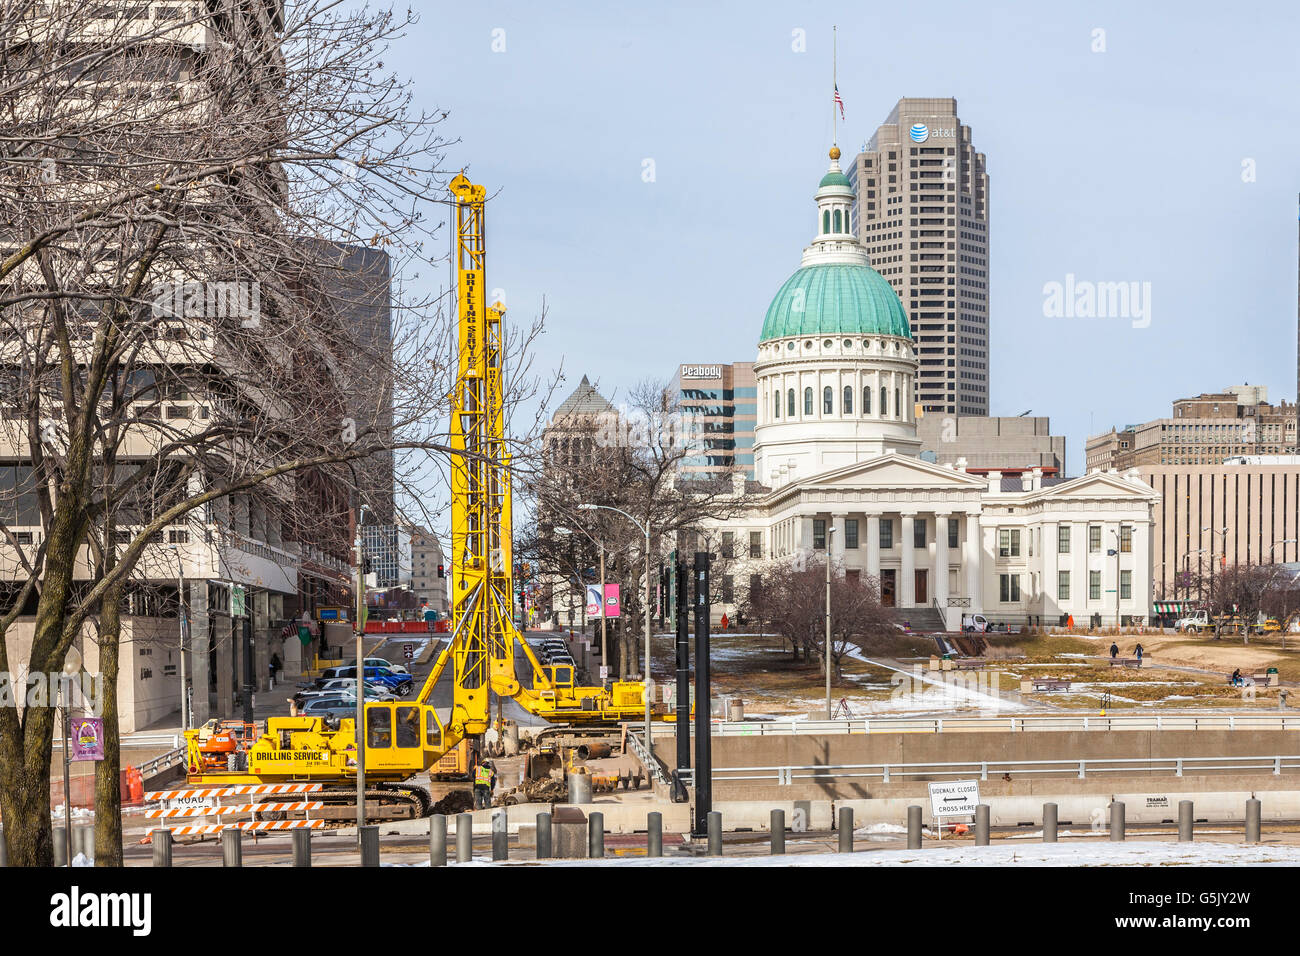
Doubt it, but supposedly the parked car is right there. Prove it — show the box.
[363,656,410,675]
[325,665,413,696]
[293,679,394,708]
[298,696,359,720]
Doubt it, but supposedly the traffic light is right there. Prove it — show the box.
[436,564,445,578]
[362,557,373,574]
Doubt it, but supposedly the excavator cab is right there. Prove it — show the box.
[362,701,447,776]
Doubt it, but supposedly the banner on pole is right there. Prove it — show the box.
[603,583,621,619]
[70,718,104,761]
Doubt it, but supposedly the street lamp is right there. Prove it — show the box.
[1269,539,1296,563]
[578,503,652,759]
[825,525,836,720]
[165,544,190,732]
[1183,548,1207,603]
[1203,526,1229,629]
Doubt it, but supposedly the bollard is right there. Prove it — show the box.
[1245,798,1261,844]
[151,829,173,867]
[429,814,447,867]
[907,805,922,849]
[770,809,785,855]
[535,812,552,860]
[1178,800,1193,842]
[359,825,380,866]
[974,804,990,846]
[0,825,6,867]
[647,812,662,858]
[74,825,93,862]
[491,810,508,861]
[53,827,67,867]
[1043,803,1058,843]
[221,827,243,867]
[707,810,722,856]
[588,812,605,859]
[838,806,854,853]
[456,812,472,863]
[292,828,312,867]
[1109,801,1125,842]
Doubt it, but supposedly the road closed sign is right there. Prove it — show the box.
[928,780,980,818]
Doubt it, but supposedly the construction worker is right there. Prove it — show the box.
[473,759,495,810]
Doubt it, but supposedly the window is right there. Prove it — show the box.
[1089,570,1101,600]
[823,210,830,233]
[845,519,859,549]
[843,386,853,414]
[998,529,1021,557]
[749,531,762,559]
[879,518,893,549]
[823,386,833,414]
[395,706,420,748]
[721,574,734,604]
[895,388,901,417]
[1120,525,1132,553]
[999,573,1021,602]
[774,391,781,418]
[366,707,392,749]
[913,518,926,549]
[833,209,842,233]
[1057,571,1070,600]
[880,388,888,415]
[1058,525,1070,554]
[813,519,826,550]
[787,389,795,417]
[804,387,813,415]
[721,531,734,559]
[1089,526,1101,553]
[948,518,959,549]
[1120,570,1132,600]
[863,387,871,414]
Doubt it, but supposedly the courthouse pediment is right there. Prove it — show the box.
[1031,472,1158,501]
[785,453,988,494]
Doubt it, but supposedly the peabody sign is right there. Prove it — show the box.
[681,365,722,379]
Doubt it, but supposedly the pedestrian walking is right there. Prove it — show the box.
[1134,643,1144,661]
[1109,642,1119,659]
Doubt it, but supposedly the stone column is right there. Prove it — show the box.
[934,512,950,627]
[900,513,916,608]
[189,580,211,725]
[965,512,983,616]
[866,513,881,586]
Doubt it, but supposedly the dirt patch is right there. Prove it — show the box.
[429,789,473,816]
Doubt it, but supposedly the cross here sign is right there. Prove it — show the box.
[928,780,980,818]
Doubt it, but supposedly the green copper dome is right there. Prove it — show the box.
[818,170,852,188]
[760,263,912,342]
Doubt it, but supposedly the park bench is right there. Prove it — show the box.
[1108,657,1143,668]
[954,658,985,670]
[1031,678,1072,692]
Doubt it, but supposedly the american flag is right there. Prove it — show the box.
[834,84,845,120]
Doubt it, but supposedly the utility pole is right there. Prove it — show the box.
[354,504,369,836]
[825,528,835,720]
[168,545,189,731]
[692,551,711,837]
[674,558,690,798]
[599,542,607,667]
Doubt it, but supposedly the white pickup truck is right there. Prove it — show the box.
[1174,609,1210,633]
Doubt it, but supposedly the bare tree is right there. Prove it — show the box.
[0,1,487,866]
[748,556,892,676]
[521,378,753,677]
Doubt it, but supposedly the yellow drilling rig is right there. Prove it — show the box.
[180,174,664,819]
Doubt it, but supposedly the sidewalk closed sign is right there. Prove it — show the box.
[928,780,980,818]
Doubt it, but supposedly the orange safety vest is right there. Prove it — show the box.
[474,766,492,786]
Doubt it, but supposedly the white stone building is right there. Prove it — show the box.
[698,147,1158,630]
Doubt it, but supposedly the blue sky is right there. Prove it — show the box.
[394,0,1300,470]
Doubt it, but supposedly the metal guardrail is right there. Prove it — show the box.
[678,754,1300,786]
[625,729,669,787]
[653,713,1300,737]
[53,733,182,751]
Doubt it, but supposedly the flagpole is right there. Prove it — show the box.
[832,25,837,147]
